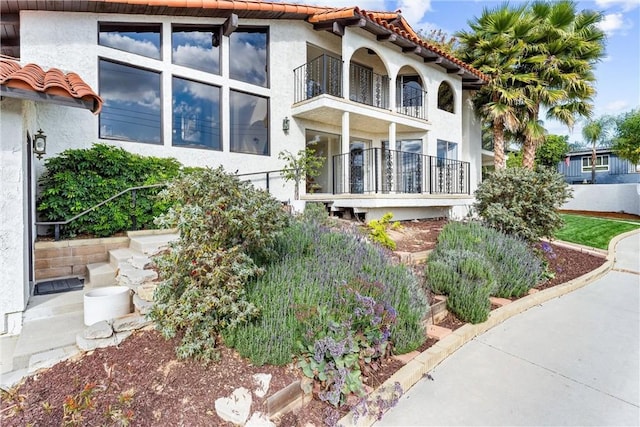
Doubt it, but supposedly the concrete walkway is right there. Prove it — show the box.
[377,232,639,426]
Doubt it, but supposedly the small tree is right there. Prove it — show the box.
[536,134,570,169]
[474,167,572,241]
[612,109,640,165]
[582,116,614,184]
[278,146,325,200]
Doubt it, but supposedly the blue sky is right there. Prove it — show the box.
[289,0,640,145]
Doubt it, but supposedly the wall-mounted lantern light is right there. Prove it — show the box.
[33,129,47,160]
[282,116,290,133]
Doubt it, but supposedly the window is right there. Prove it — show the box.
[437,139,458,160]
[397,75,423,107]
[229,28,268,87]
[230,90,269,155]
[99,59,162,144]
[172,25,220,74]
[99,23,161,59]
[172,77,221,150]
[437,82,454,113]
[582,155,609,172]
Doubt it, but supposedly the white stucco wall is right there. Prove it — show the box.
[0,98,29,334]
[562,184,640,216]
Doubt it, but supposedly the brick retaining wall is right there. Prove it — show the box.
[34,237,129,281]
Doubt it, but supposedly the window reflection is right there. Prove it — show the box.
[172,77,221,150]
[172,26,220,74]
[229,28,268,87]
[99,60,162,144]
[230,90,269,155]
[99,23,161,59]
[437,82,454,113]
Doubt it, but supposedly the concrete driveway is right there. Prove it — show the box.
[376,232,639,426]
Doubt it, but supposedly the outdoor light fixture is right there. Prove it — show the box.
[282,116,290,132]
[211,31,220,48]
[33,129,47,160]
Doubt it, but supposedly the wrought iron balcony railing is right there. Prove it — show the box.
[294,54,343,103]
[396,85,427,120]
[332,148,470,195]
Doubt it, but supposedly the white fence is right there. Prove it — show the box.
[562,184,640,216]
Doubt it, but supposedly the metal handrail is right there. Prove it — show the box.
[35,183,166,240]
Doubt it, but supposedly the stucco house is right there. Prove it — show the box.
[0,0,488,333]
[557,147,640,185]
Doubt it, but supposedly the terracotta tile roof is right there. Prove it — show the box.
[310,6,487,83]
[0,57,103,113]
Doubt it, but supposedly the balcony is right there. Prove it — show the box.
[396,84,427,121]
[332,148,470,195]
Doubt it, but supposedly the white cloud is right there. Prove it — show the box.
[595,0,640,12]
[604,99,630,113]
[597,12,633,35]
[397,0,432,28]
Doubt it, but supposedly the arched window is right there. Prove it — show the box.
[437,82,454,113]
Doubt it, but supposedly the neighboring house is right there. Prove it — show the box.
[0,0,487,333]
[557,148,640,184]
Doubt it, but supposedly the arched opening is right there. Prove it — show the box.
[437,82,454,113]
[348,48,390,109]
[396,66,426,120]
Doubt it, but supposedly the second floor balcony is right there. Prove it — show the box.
[293,54,428,121]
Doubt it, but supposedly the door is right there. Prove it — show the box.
[349,140,368,193]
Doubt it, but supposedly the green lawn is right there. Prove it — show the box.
[555,214,640,249]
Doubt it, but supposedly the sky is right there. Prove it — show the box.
[283,0,640,145]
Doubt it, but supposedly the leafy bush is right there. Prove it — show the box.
[426,222,544,322]
[367,212,401,250]
[473,167,572,241]
[37,144,182,238]
[150,167,289,361]
[224,217,429,406]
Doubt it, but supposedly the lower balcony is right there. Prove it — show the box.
[331,148,470,195]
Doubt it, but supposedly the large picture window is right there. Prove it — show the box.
[230,90,269,155]
[582,155,609,172]
[172,25,220,74]
[172,77,221,150]
[99,59,162,144]
[99,23,161,59]
[229,28,268,87]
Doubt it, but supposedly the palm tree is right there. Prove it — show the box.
[582,116,614,183]
[519,0,606,169]
[456,4,538,170]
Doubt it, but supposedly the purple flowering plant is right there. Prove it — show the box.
[296,279,398,408]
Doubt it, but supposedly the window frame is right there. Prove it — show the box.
[171,24,222,75]
[437,81,455,113]
[171,75,222,151]
[229,89,270,156]
[228,26,270,88]
[98,58,163,145]
[98,22,162,60]
[581,155,610,172]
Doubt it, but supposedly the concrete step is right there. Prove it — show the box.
[28,345,81,374]
[12,310,85,371]
[116,263,158,290]
[128,233,178,255]
[109,247,139,268]
[86,262,117,288]
[22,290,84,322]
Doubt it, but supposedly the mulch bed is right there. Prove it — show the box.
[1,218,611,427]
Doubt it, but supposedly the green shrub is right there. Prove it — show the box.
[224,218,429,363]
[224,217,428,407]
[37,143,182,238]
[473,167,572,241]
[426,222,544,321]
[367,212,401,250]
[150,167,289,361]
[446,278,492,324]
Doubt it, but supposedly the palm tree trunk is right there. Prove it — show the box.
[522,137,537,170]
[493,120,506,170]
[591,145,596,184]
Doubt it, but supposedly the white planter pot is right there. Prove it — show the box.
[84,286,132,326]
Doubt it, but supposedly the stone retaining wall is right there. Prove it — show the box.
[34,237,129,281]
